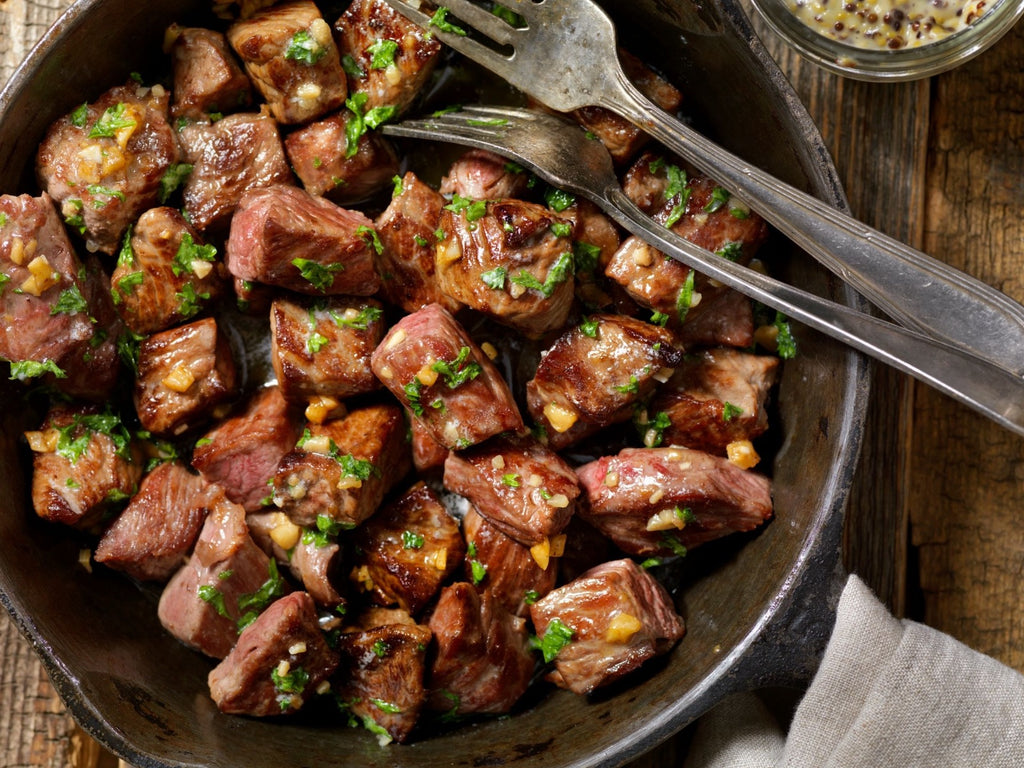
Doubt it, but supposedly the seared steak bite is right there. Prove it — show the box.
[272,403,411,528]
[167,25,253,122]
[158,490,289,659]
[435,198,576,337]
[94,461,216,582]
[622,154,769,260]
[647,348,779,455]
[426,582,535,716]
[439,149,534,202]
[334,619,433,743]
[227,0,348,125]
[178,112,293,233]
[525,314,683,450]
[443,433,579,548]
[110,206,227,335]
[247,510,346,609]
[334,0,442,116]
[370,304,524,450]
[27,403,142,530]
[192,385,303,511]
[566,49,682,166]
[374,171,460,314]
[133,317,239,437]
[209,591,339,716]
[284,110,400,203]
[607,155,767,347]
[575,446,773,556]
[529,558,685,695]
[36,81,179,255]
[0,194,119,398]
[270,295,385,405]
[462,507,558,618]
[349,481,465,616]
[226,184,381,296]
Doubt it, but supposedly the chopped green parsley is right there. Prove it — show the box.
[366,38,399,69]
[428,7,468,35]
[284,29,327,65]
[533,617,574,663]
[88,102,135,139]
[509,251,573,298]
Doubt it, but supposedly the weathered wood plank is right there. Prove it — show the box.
[909,22,1024,671]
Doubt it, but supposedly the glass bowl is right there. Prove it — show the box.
[748,0,1024,80]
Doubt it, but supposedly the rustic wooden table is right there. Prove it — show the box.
[2,1,1023,765]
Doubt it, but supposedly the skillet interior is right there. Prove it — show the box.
[0,1,869,766]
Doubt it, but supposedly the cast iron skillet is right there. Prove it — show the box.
[0,0,869,766]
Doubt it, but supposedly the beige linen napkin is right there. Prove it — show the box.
[684,575,1024,768]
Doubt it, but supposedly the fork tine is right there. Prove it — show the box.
[431,0,519,46]
[380,0,519,82]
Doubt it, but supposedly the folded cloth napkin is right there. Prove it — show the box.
[683,574,1024,768]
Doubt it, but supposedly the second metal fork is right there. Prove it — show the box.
[383,0,1024,376]
[384,106,1024,436]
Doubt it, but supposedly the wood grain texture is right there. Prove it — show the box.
[909,22,1024,670]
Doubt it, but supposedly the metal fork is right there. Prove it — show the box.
[383,106,1024,435]
[382,0,1024,377]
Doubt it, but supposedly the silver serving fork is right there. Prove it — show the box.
[384,106,1024,435]
[382,0,1024,377]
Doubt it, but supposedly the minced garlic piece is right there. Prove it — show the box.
[646,508,685,532]
[631,246,654,267]
[526,473,543,487]
[288,641,308,655]
[377,365,394,380]
[480,341,498,360]
[436,239,462,267]
[276,660,291,677]
[269,513,302,550]
[315,680,332,695]
[296,82,322,103]
[301,434,332,454]
[78,549,93,574]
[648,488,665,505]
[549,534,566,557]
[352,564,374,592]
[491,455,506,470]
[21,255,60,296]
[545,493,570,509]
[415,361,438,387]
[384,64,402,86]
[605,612,643,644]
[8,237,25,265]
[425,547,448,571]
[336,475,363,491]
[161,364,195,393]
[191,260,214,279]
[530,538,552,570]
[305,395,340,424]
[384,328,406,350]
[24,428,59,453]
[604,470,619,488]
[309,17,333,47]
[754,323,779,352]
[726,440,760,469]
[543,402,578,433]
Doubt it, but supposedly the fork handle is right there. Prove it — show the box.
[602,73,1024,376]
[601,185,1024,436]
